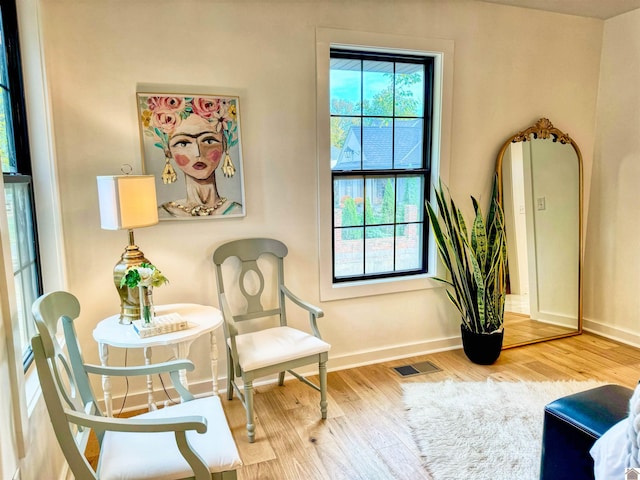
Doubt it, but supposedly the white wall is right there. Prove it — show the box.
[37,0,602,399]
[584,8,640,345]
[11,0,607,477]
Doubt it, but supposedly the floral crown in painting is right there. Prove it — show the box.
[139,95,238,183]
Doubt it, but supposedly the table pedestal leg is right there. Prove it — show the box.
[144,347,157,411]
[210,331,218,396]
[98,343,112,417]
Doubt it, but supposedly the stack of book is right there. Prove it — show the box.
[132,312,190,338]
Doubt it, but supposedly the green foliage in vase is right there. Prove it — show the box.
[425,176,507,334]
[119,262,169,289]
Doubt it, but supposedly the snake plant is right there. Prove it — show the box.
[426,176,507,334]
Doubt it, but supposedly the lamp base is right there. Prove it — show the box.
[113,243,151,324]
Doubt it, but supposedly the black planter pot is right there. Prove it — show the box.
[460,325,504,365]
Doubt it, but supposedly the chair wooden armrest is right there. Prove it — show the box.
[219,293,240,353]
[67,408,208,434]
[281,285,325,337]
[63,315,196,401]
[83,361,196,403]
[280,285,324,318]
[83,359,195,377]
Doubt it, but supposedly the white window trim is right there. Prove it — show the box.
[316,27,454,301]
[18,0,68,296]
[18,0,68,396]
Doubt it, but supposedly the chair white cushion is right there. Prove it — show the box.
[233,326,331,372]
[99,395,242,480]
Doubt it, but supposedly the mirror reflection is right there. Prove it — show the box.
[496,118,583,348]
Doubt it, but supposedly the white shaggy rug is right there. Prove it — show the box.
[402,379,607,480]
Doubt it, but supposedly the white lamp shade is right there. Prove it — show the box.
[97,175,159,230]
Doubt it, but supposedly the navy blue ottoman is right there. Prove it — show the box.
[540,384,633,480]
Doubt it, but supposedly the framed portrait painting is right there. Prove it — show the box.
[136,92,246,220]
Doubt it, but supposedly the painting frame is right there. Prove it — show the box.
[136,91,246,221]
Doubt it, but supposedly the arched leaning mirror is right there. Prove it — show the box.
[496,118,582,349]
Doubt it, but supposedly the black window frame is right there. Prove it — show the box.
[1,0,42,371]
[330,48,434,283]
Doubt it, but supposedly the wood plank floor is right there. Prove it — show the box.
[503,312,579,347]
[88,332,640,479]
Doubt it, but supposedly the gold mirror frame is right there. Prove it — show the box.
[496,118,583,349]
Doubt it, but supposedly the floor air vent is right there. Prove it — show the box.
[392,360,441,377]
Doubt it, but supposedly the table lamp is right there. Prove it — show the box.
[97,175,159,324]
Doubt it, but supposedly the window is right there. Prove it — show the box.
[0,0,41,370]
[330,49,433,283]
[317,28,454,301]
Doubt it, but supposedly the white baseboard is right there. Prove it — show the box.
[532,312,578,329]
[105,334,462,412]
[582,317,640,349]
[325,335,461,371]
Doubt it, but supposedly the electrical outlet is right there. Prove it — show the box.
[536,197,546,210]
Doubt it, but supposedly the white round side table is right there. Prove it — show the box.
[92,303,223,416]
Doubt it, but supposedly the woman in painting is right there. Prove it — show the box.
[139,95,243,217]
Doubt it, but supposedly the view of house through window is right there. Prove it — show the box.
[0,0,41,369]
[330,49,433,282]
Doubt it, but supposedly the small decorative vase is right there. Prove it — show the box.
[460,325,504,365]
[139,285,154,327]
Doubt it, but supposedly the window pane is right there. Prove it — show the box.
[365,226,394,274]
[334,177,364,227]
[4,179,39,361]
[363,118,392,170]
[365,177,395,225]
[5,183,18,265]
[0,88,15,172]
[14,185,37,263]
[334,228,364,278]
[14,270,27,346]
[362,60,393,116]
[396,223,423,271]
[15,260,37,349]
[394,119,424,169]
[331,117,361,170]
[396,175,424,223]
[0,11,15,174]
[330,57,361,116]
[395,62,425,117]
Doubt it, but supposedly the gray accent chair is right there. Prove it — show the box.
[31,291,242,480]
[213,238,331,443]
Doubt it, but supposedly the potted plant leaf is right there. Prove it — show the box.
[426,176,507,364]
